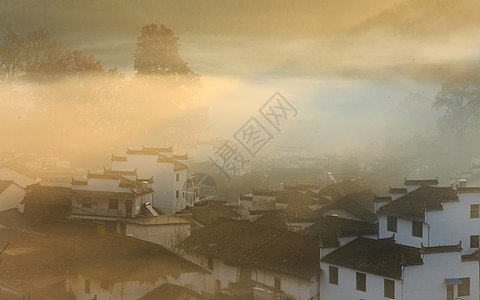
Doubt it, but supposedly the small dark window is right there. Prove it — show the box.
[274,277,281,290]
[329,266,338,285]
[101,280,109,290]
[208,257,214,270]
[176,190,179,198]
[458,277,470,297]
[384,279,395,299]
[387,216,397,232]
[471,204,479,218]
[176,173,180,182]
[412,221,423,238]
[470,235,479,248]
[85,279,90,294]
[82,197,92,208]
[356,272,366,292]
[109,199,118,210]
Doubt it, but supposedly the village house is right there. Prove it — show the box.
[70,170,154,231]
[21,184,71,217]
[316,190,376,223]
[376,178,464,248]
[320,237,478,300]
[117,215,191,251]
[179,218,320,299]
[109,146,188,215]
[0,160,37,188]
[0,214,208,300]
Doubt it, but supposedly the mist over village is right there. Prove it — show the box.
[2,0,480,299]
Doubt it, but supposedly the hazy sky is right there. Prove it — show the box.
[1,0,479,161]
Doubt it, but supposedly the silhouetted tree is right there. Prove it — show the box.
[433,70,480,139]
[0,30,24,79]
[133,24,200,86]
[22,30,63,73]
[0,29,120,81]
[0,242,9,263]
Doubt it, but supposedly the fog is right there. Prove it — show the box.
[2,0,480,169]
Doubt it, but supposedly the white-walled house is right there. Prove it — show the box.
[321,236,478,300]
[0,180,25,211]
[110,146,188,215]
[179,218,320,299]
[70,171,154,229]
[377,185,457,248]
[63,220,207,300]
[0,162,37,188]
[118,215,191,251]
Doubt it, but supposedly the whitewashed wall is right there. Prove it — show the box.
[319,263,402,300]
[378,215,428,247]
[0,183,24,211]
[0,168,35,188]
[403,251,478,300]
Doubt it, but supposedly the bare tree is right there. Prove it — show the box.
[0,242,9,263]
[0,30,24,79]
[433,70,480,139]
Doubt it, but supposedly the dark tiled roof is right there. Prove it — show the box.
[321,237,422,279]
[23,185,71,206]
[0,218,206,289]
[373,196,391,203]
[275,190,318,209]
[103,167,137,176]
[239,193,253,201]
[404,178,439,186]
[284,206,318,219]
[421,242,462,254]
[378,186,457,219]
[126,148,161,156]
[190,203,239,226]
[111,154,127,161]
[173,161,188,171]
[87,171,121,180]
[172,154,188,160]
[0,180,15,193]
[71,178,88,185]
[179,218,320,279]
[142,145,173,153]
[252,189,277,197]
[389,187,407,194]
[251,213,288,230]
[318,190,376,223]
[35,219,206,282]
[462,249,480,262]
[301,216,377,240]
[319,180,365,201]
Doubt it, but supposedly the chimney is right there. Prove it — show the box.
[142,181,149,193]
[459,179,467,188]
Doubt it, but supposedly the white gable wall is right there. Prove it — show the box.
[251,268,317,300]
[427,192,480,254]
[319,262,402,300]
[403,251,478,300]
[0,167,35,188]
[378,215,428,247]
[0,183,25,211]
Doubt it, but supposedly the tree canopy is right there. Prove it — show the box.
[0,29,118,81]
[433,69,480,139]
[133,24,200,86]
